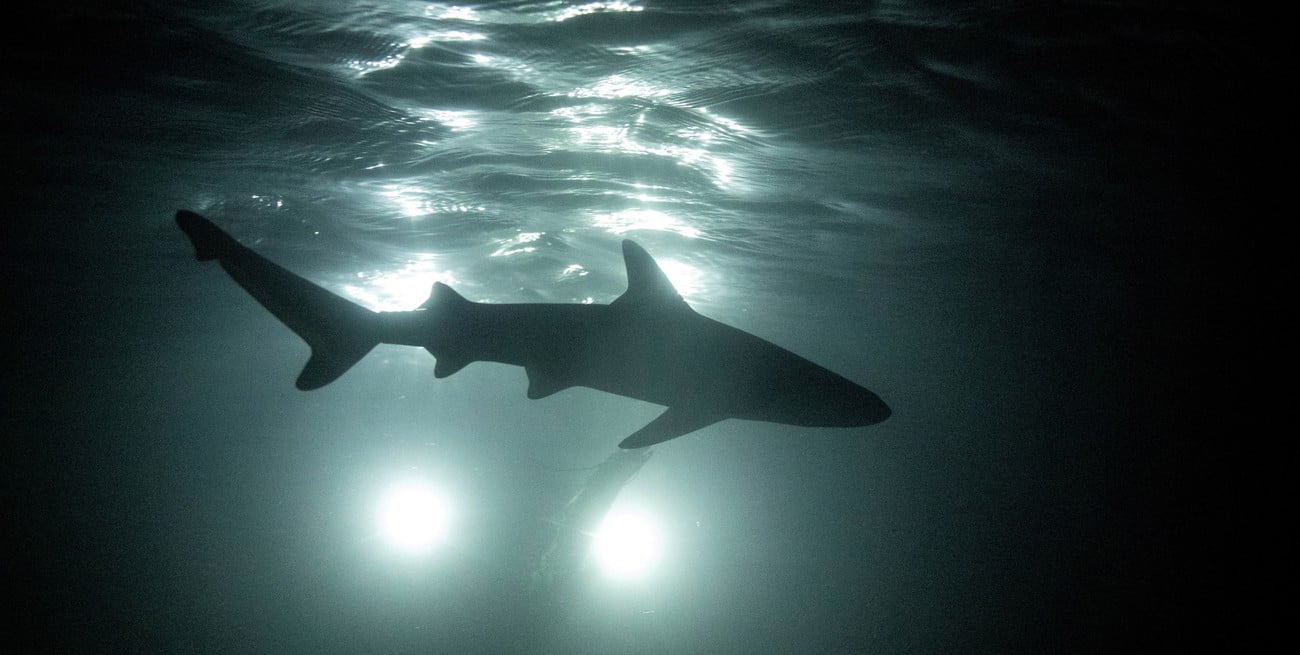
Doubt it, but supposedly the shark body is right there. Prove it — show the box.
[176,210,889,448]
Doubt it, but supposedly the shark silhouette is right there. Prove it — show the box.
[176,210,889,447]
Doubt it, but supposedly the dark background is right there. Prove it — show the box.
[3,3,1271,652]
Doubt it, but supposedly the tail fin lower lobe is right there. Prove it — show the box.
[177,210,378,389]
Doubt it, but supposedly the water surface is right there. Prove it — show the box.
[5,2,1250,652]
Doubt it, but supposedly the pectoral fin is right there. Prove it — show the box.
[618,408,722,449]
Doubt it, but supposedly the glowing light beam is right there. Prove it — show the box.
[378,481,452,554]
[592,509,663,579]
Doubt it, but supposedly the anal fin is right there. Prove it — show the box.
[525,366,573,399]
[434,356,470,378]
[618,408,722,449]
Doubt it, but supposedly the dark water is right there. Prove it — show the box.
[5,2,1257,652]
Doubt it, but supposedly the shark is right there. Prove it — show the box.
[176,210,890,448]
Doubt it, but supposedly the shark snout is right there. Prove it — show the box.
[856,390,891,426]
[813,379,891,427]
[780,375,890,428]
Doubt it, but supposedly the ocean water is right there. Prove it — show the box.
[6,2,1251,653]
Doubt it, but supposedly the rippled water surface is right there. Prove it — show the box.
[7,2,1251,653]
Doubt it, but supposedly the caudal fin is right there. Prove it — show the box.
[177,210,238,261]
[176,210,379,389]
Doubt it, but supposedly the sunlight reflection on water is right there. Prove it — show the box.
[342,256,456,311]
[187,0,830,312]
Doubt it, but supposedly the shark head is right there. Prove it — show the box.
[755,363,891,428]
[833,382,892,427]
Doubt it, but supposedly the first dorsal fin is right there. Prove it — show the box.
[612,240,687,308]
[421,281,470,310]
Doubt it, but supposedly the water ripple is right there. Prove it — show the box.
[152,0,1200,306]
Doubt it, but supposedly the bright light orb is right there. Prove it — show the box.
[592,509,662,579]
[378,482,451,553]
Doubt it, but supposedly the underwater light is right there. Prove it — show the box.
[378,481,451,553]
[592,509,663,579]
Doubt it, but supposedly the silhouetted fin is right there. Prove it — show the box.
[177,210,239,261]
[297,339,374,390]
[618,407,722,449]
[175,210,379,390]
[612,240,688,309]
[422,282,475,377]
[434,357,469,378]
[525,366,573,399]
[422,281,470,310]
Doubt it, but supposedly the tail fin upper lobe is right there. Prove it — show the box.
[176,210,378,389]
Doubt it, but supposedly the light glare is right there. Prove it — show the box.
[593,509,662,579]
[379,482,451,553]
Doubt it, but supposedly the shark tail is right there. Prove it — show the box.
[176,210,379,390]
